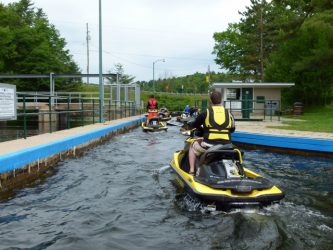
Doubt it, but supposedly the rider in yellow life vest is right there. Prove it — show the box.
[204,105,233,140]
[188,91,235,176]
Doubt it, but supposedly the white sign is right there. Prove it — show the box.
[0,83,17,120]
[226,89,237,99]
[225,101,241,110]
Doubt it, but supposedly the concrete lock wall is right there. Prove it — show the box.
[0,116,146,193]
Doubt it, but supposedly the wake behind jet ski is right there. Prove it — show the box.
[169,131,285,210]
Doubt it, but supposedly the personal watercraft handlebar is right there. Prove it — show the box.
[181,128,203,137]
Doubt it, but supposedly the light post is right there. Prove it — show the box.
[98,0,104,123]
[153,59,165,93]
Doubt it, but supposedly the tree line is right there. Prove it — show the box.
[1,0,332,107]
[137,71,242,94]
[0,0,81,91]
[212,0,333,106]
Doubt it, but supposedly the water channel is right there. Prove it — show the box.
[0,125,332,249]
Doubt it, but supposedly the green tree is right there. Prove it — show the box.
[212,0,333,106]
[213,0,274,81]
[138,72,233,94]
[0,0,80,91]
[212,23,244,75]
[266,9,333,105]
[106,63,135,84]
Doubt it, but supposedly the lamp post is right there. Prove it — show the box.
[98,0,104,123]
[153,59,165,93]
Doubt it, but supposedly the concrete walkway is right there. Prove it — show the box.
[0,116,144,156]
[236,118,333,140]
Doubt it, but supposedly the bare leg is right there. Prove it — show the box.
[189,143,196,174]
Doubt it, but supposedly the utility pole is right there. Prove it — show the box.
[98,0,104,123]
[152,59,165,93]
[259,4,264,82]
[86,23,91,85]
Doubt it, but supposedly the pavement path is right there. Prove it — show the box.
[0,116,142,156]
[236,118,333,140]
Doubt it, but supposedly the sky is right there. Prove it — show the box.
[2,0,252,82]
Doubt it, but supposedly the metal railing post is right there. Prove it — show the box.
[120,101,122,119]
[269,101,273,121]
[67,97,70,129]
[23,95,27,139]
[48,96,52,133]
[93,98,95,124]
[81,97,84,126]
[278,101,281,121]
[109,99,111,121]
[125,102,127,117]
[113,101,115,120]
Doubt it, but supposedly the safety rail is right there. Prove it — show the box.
[141,90,207,96]
[17,90,138,105]
[0,93,144,141]
[223,99,281,121]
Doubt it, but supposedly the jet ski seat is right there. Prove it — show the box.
[199,143,240,165]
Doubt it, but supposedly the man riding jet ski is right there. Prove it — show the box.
[142,94,168,132]
[169,91,284,209]
[146,94,158,124]
[187,91,235,176]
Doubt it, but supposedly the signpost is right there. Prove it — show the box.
[0,83,16,121]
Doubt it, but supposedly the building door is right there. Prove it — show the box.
[241,88,253,117]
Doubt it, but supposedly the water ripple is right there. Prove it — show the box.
[0,126,332,249]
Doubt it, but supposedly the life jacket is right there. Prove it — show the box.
[148,98,157,110]
[147,111,158,120]
[204,106,233,141]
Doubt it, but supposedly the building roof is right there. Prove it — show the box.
[213,82,295,88]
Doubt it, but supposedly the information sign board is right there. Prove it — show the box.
[0,83,17,121]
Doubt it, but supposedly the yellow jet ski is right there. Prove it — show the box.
[158,107,172,121]
[141,117,168,132]
[170,132,285,210]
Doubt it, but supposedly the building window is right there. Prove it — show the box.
[256,96,265,103]
[226,88,240,100]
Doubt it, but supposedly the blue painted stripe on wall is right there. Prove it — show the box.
[232,132,333,153]
[0,116,146,174]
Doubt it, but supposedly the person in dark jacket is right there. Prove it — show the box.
[188,91,235,175]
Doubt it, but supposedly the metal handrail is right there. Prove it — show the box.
[5,93,143,141]
[224,99,281,121]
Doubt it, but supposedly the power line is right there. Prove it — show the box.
[88,46,213,62]
[50,19,213,37]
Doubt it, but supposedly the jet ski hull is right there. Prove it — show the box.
[159,116,172,121]
[170,150,284,209]
[141,122,168,132]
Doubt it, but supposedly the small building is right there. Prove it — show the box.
[213,82,295,118]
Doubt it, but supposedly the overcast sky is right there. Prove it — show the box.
[2,0,252,82]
